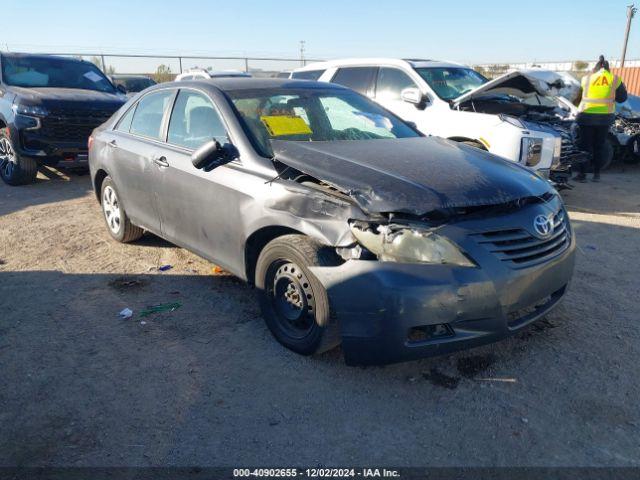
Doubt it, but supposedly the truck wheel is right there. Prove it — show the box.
[100,176,144,243]
[623,135,640,164]
[255,234,341,356]
[0,131,38,186]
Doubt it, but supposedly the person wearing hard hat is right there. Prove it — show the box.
[574,55,627,182]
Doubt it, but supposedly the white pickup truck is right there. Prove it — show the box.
[292,58,579,179]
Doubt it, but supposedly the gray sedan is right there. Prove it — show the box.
[89,78,575,365]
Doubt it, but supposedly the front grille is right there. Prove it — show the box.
[39,107,115,142]
[473,210,570,268]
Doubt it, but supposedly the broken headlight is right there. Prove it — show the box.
[349,222,475,267]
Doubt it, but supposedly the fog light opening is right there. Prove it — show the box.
[407,324,454,344]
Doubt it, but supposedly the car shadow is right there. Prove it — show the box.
[0,168,92,217]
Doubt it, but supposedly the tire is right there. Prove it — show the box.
[255,234,342,356]
[0,130,38,186]
[460,140,486,151]
[100,176,144,243]
[623,135,640,164]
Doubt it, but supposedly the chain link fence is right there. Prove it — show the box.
[28,52,323,80]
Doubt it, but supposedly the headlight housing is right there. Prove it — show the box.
[12,103,48,117]
[520,137,544,167]
[500,114,525,129]
[349,222,475,267]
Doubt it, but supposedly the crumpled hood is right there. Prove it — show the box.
[453,70,552,106]
[9,86,127,109]
[271,137,552,216]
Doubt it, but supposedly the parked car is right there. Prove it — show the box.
[292,59,581,179]
[110,74,156,95]
[612,95,640,164]
[0,52,127,185]
[89,78,575,365]
[176,68,251,81]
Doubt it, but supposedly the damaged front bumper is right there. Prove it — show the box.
[311,202,576,365]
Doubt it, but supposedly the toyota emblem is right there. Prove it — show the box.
[533,214,554,237]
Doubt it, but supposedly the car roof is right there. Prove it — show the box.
[0,52,88,64]
[293,57,467,72]
[111,74,151,79]
[174,77,349,91]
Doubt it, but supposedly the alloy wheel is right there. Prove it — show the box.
[0,137,17,179]
[102,185,122,234]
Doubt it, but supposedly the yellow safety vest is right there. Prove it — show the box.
[579,69,621,114]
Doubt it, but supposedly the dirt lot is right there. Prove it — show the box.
[1,165,639,467]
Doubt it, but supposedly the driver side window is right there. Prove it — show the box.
[167,90,228,150]
[375,68,416,101]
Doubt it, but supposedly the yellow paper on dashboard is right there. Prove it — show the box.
[260,115,312,136]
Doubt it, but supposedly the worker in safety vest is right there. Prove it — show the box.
[574,55,627,182]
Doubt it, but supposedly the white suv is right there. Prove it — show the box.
[292,58,571,177]
[176,68,251,81]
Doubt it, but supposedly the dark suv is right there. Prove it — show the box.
[0,53,127,185]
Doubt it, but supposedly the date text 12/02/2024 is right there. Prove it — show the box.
[233,468,401,478]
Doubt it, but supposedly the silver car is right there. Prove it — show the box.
[89,78,575,365]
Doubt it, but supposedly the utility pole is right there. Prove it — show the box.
[620,4,637,68]
[299,40,306,67]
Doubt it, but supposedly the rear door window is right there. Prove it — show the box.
[167,90,228,149]
[129,90,175,140]
[330,67,377,95]
[291,70,325,81]
[375,67,417,101]
[115,105,137,132]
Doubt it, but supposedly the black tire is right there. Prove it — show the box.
[100,176,144,243]
[460,140,486,150]
[0,130,38,186]
[255,234,341,356]
[623,135,640,164]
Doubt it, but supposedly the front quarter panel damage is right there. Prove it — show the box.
[255,179,368,248]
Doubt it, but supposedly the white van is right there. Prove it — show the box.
[292,58,575,178]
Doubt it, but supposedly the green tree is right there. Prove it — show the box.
[154,64,173,83]
[573,60,588,72]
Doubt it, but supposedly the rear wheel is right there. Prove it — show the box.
[255,234,341,355]
[100,176,144,243]
[0,131,38,186]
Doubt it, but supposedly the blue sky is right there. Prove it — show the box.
[2,0,637,69]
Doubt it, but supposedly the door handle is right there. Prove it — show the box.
[152,156,169,168]
[108,139,118,148]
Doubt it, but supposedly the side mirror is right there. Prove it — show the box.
[192,140,234,171]
[401,87,428,109]
[116,84,127,94]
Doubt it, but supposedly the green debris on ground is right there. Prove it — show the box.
[140,302,182,318]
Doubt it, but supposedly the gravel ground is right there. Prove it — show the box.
[0,165,639,467]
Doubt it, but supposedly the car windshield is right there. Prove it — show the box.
[1,55,116,93]
[114,77,155,92]
[227,87,419,156]
[415,67,488,101]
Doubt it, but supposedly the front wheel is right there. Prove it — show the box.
[0,131,38,186]
[255,234,341,356]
